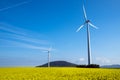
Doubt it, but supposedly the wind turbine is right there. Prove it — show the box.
[43,46,52,67]
[76,4,98,65]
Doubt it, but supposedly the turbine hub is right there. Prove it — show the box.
[86,20,90,23]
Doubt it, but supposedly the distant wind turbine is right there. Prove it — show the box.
[43,46,52,67]
[76,4,98,65]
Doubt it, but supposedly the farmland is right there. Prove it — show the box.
[0,67,120,80]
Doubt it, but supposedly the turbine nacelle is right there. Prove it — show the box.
[85,20,90,23]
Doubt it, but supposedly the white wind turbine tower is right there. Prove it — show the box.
[43,46,52,67]
[76,4,98,65]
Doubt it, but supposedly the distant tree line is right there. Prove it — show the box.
[76,64,100,68]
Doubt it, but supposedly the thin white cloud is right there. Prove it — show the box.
[74,57,86,64]
[0,23,53,51]
[0,23,26,35]
[0,23,49,44]
[79,58,85,61]
[96,57,111,64]
[0,39,48,51]
[0,32,49,45]
[0,0,31,12]
[0,22,46,38]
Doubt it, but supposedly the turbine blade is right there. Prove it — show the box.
[89,22,98,29]
[76,24,84,32]
[83,4,87,20]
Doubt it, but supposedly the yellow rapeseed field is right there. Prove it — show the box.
[0,67,120,80]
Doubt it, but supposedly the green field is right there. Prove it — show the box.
[0,67,120,80]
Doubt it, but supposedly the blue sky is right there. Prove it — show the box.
[0,0,120,67]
